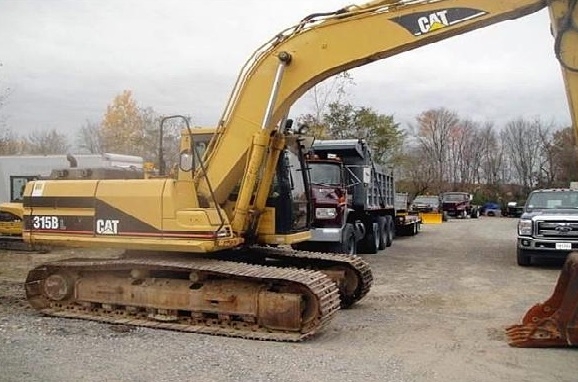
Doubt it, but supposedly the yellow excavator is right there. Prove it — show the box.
[22,0,578,346]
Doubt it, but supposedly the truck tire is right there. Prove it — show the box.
[517,248,531,266]
[335,223,356,255]
[385,215,394,247]
[359,220,379,254]
[470,208,479,219]
[377,216,387,250]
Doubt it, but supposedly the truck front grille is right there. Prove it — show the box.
[536,220,578,238]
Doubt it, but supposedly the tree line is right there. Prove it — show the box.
[399,108,577,203]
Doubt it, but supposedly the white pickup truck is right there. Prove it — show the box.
[517,188,578,266]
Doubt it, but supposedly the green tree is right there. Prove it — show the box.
[322,102,404,166]
[298,72,355,139]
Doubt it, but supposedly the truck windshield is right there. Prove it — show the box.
[414,196,439,205]
[526,191,578,210]
[309,163,341,185]
[442,194,468,202]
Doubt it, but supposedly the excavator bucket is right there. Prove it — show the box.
[419,212,443,224]
[506,252,578,347]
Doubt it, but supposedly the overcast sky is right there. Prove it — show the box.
[0,0,571,140]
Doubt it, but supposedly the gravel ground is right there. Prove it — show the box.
[0,217,576,382]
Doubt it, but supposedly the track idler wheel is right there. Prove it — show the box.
[506,252,578,347]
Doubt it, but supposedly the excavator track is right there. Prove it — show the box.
[24,256,340,342]
[506,252,578,347]
[238,246,373,308]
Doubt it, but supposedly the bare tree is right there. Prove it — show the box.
[0,127,21,155]
[535,121,557,188]
[0,63,19,154]
[0,62,12,130]
[298,72,354,137]
[500,118,548,193]
[413,108,459,191]
[398,145,437,196]
[478,123,505,189]
[550,126,578,185]
[23,129,70,155]
[141,107,183,168]
[76,120,103,154]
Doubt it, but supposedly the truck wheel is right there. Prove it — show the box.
[360,221,379,254]
[385,215,394,247]
[413,222,420,236]
[442,212,449,222]
[517,248,531,266]
[471,208,479,219]
[336,223,356,255]
[377,216,387,250]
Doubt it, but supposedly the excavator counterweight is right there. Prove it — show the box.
[506,252,578,347]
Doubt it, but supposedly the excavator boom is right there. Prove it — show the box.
[200,0,549,205]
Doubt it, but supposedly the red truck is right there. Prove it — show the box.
[292,139,420,255]
[441,192,480,219]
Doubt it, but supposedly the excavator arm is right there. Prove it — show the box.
[198,0,578,238]
[201,0,551,208]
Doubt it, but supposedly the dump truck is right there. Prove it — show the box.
[292,139,420,255]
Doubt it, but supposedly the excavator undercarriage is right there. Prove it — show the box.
[506,252,578,347]
[25,248,372,341]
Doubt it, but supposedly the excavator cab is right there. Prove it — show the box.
[180,122,314,243]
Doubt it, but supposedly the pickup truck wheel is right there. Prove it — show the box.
[517,248,531,266]
[470,208,479,219]
[336,223,356,255]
